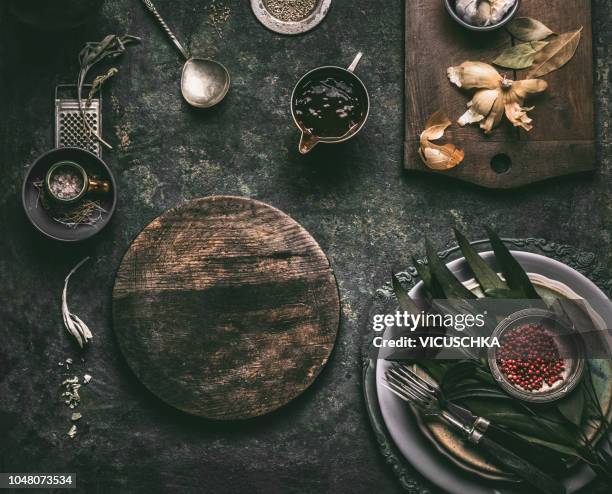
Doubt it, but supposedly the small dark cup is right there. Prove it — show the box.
[291,53,370,154]
[444,0,521,32]
[45,161,110,204]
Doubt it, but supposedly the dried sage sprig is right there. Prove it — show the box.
[77,35,140,149]
[62,257,93,348]
[87,67,119,106]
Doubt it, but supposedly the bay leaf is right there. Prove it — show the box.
[507,17,554,41]
[493,41,549,69]
[529,28,583,78]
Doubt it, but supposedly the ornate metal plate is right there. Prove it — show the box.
[363,238,612,494]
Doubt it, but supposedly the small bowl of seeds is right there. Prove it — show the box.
[488,308,585,403]
[251,0,332,35]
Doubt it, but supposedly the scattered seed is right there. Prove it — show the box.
[68,424,77,439]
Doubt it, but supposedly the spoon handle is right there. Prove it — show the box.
[140,0,190,60]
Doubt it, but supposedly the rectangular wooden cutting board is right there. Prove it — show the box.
[404,0,595,189]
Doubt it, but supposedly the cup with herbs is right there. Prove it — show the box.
[22,147,117,242]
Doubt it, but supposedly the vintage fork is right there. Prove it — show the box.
[383,364,565,494]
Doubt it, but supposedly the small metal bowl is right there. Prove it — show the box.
[488,308,585,403]
[444,0,521,32]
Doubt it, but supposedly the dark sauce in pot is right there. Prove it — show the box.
[293,69,367,138]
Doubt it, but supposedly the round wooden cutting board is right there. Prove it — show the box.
[112,196,340,420]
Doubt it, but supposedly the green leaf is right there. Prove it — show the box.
[484,288,527,299]
[515,434,590,461]
[440,361,478,391]
[425,240,477,300]
[507,17,555,42]
[391,273,421,314]
[412,256,446,299]
[454,228,507,292]
[493,41,549,69]
[557,386,585,427]
[481,413,577,446]
[448,389,513,401]
[460,399,578,446]
[485,227,540,299]
[446,380,512,401]
[413,361,453,383]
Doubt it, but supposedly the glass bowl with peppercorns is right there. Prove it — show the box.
[488,308,585,403]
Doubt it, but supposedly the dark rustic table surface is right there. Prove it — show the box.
[0,1,610,493]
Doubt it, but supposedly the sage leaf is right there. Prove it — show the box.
[77,34,140,149]
[493,41,549,69]
[391,273,421,314]
[507,17,554,42]
[529,28,583,78]
[62,257,93,347]
[425,240,477,300]
[557,386,585,427]
[454,228,507,292]
[485,227,540,299]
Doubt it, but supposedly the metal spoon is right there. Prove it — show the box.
[140,0,230,108]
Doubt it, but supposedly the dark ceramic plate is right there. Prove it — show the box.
[22,147,117,242]
[365,244,612,494]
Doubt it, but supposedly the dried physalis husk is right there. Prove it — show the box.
[448,61,548,133]
[419,111,465,170]
[448,61,501,89]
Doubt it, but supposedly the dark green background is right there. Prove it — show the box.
[0,1,610,493]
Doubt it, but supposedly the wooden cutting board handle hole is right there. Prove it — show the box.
[491,154,512,174]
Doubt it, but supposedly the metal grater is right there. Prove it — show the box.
[55,84,102,157]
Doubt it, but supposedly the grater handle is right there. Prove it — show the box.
[140,0,190,60]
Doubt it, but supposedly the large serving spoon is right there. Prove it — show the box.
[140,0,230,108]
